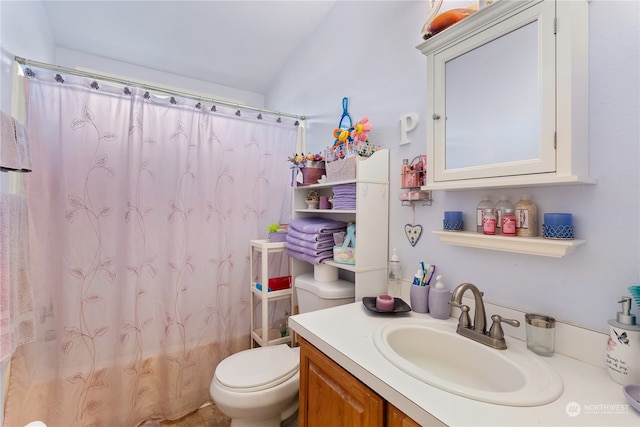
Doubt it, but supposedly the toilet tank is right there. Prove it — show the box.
[294,273,355,314]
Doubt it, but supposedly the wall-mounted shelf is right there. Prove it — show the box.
[432,230,586,258]
[400,190,433,207]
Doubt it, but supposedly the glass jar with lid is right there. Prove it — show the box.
[482,208,497,235]
[502,208,517,236]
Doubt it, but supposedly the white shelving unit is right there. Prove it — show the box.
[249,239,294,348]
[291,149,389,302]
[416,0,591,257]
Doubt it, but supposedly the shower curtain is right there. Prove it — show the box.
[4,69,297,427]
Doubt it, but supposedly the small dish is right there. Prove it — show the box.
[623,384,640,413]
[362,297,411,313]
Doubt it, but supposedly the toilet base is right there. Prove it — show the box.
[229,409,297,427]
[225,392,297,427]
[230,414,280,427]
[281,408,298,427]
[280,400,298,424]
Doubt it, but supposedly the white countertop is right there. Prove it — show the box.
[289,302,640,426]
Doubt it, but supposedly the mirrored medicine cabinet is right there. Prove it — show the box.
[417,0,594,190]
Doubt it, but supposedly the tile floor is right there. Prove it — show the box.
[153,400,298,427]
[160,403,230,427]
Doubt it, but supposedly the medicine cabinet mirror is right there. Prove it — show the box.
[417,0,593,190]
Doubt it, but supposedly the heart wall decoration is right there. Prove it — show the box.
[405,224,423,247]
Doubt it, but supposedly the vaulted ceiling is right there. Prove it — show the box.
[41,1,337,94]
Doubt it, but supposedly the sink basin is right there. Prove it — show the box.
[373,319,563,406]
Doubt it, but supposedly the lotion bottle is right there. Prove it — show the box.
[429,275,451,320]
[606,296,640,385]
[387,248,402,297]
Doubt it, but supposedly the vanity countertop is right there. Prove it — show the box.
[289,302,639,426]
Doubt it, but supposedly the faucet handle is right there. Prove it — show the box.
[449,301,472,329]
[489,314,520,339]
[457,304,471,329]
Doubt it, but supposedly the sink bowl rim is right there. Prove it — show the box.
[373,318,564,406]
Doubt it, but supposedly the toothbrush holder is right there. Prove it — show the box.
[410,285,429,313]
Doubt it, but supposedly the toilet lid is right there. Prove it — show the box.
[215,344,299,391]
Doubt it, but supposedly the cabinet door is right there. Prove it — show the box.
[299,337,384,427]
[432,0,556,182]
[386,404,421,427]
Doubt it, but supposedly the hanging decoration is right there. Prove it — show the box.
[405,224,423,247]
[326,97,379,162]
[405,203,423,246]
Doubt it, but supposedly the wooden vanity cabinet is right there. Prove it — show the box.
[299,336,384,426]
[298,337,424,427]
[386,405,421,427]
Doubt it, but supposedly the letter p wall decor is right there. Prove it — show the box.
[400,113,419,145]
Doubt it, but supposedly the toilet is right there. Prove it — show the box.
[210,271,355,427]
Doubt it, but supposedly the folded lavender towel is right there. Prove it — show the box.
[333,203,356,210]
[333,183,356,192]
[287,248,334,265]
[288,217,348,235]
[286,227,335,243]
[285,240,333,257]
[333,182,357,211]
[285,234,334,251]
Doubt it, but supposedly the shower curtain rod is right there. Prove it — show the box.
[14,56,306,121]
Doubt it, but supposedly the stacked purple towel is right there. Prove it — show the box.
[285,217,347,265]
[332,183,357,210]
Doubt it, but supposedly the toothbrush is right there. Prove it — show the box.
[426,265,436,286]
[421,263,428,286]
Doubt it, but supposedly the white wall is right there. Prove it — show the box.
[54,48,266,108]
[0,1,56,112]
[267,0,640,333]
[0,2,56,423]
[0,0,56,194]
[0,0,266,203]
[0,0,266,117]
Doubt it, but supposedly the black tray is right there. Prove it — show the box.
[362,297,411,313]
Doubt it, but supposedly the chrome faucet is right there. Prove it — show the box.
[449,283,520,350]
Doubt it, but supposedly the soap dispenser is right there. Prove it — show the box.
[428,275,451,320]
[606,296,640,385]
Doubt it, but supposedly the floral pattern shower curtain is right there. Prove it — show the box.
[4,70,297,427]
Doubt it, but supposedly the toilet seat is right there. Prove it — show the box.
[215,345,299,392]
